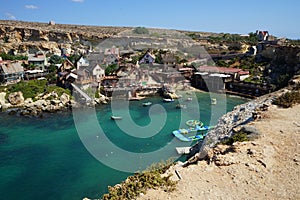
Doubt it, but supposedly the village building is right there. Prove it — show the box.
[75,64,105,84]
[57,58,75,87]
[28,51,47,71]
[0,59,24,83]
[103,47,120,66]
[192,66,250,91]
[139,52,156,65]
[256,30,269,42]
[76,56,89,69]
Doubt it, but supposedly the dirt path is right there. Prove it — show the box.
[138,104,300,200]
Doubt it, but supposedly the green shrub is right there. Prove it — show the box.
[6,80,71,100]
[133,27,149,35]
[7,80,48,99]
[220,131,249,145]
[101,159,176,200]
[0,53,28,60]
[273,90,300,108]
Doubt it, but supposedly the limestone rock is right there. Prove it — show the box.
[60,93,70,105]
[8,92,24,105]
[34,100,47,109]
[24,98,33,104]
[0,92,6,105]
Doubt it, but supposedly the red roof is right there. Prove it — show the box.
[197,66,249,74]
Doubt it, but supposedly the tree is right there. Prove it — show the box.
[105,63,119,75]
[49,55,64,64]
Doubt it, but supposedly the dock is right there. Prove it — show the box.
[175,147,190,155]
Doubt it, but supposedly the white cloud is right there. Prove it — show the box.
[5,13,16,20]
[25,5,38,9]
[71,0,84,2]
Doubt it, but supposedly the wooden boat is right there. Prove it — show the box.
[142,101,152,106]
[111,116,122,120]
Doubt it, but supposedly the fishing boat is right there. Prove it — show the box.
[111,116,122,120]
[163,98,174,102]
[142,101,152,106]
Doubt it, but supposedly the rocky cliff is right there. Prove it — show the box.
[0,20,236,56]
[0,20,129,55]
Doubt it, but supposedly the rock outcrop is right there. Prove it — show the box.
[0,91,72,116]
[8,91,24,105]
[0,20,129,54]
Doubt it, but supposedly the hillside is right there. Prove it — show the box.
[0,20,129,54]
[0,20,244,56]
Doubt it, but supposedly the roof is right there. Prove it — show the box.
[0,61,24,74]
[28,54,45,62]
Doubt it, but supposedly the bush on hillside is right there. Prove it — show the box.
[273,90,300,108]
[102,159,176,200]
[133,27,149,35]
[220,131,249,145]
[6,80,71,100]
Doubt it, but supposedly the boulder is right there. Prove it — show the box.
[8,92,24,105]
[24,98,33,104]
[0,92,6,105]
[60,93,70,105]
[33,100,47,109]
[50,99,61,105]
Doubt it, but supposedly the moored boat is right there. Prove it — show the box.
[211,98,217,105]
[163,98,174,102]
[111,116,122,120]
[142,101,152,106]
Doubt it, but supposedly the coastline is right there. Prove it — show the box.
[137,97,300,200]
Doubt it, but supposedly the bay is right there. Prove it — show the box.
[0,92,247,199]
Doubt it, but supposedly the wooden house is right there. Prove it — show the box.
[139,52,156,65]
[0,60,24,83]
[28,51,47,71]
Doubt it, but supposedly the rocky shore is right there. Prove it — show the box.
[0,90,109,116]
[137,91,300,200]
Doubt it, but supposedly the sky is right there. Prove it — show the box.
[0,0,299,39]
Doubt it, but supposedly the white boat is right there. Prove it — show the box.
[163,98,174,102]
[111,116,122,120]
[186,97,192,101]
[142,101,152,106]
[211,98,217,105]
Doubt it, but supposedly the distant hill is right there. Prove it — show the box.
[0,20,232,55]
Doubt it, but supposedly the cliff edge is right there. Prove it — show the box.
[137,103,300,199]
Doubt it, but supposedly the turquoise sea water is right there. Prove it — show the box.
[0,92,247,199]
